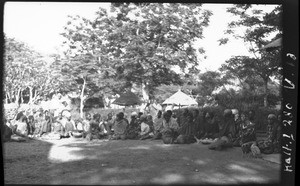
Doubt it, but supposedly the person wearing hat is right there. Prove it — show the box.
[208,109,235,151]
[125,112,140,139]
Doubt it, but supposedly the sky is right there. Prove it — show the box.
[3,2,277,72]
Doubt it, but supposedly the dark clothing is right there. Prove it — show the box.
[178,119,196,136]
[218,117,235,139]
[258,121,281,154]
[203,118,219,139]
[267,122,281,143]
[208,116,235,151]
[162,128,179,144]
[240,120,256,144]
[125,119,140,139]
[89,120,101,135]
[193,115,204,138]
[232,119,242,146]
[3,124,13,142]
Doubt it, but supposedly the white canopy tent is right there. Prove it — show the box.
[162,89,198,110]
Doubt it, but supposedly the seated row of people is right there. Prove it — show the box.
[3,107,281,156]
[161,108,281,155]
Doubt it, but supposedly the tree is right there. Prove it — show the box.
[60,3,212,102]
[3,35,53,105]
[218,4,282,107]
[53,53,108,118]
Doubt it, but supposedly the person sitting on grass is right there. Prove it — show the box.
[111,112,128,140]
[82,112,92,135]
[102,112,115,138]
[51,117,64,139]
[231,109,242,147]
[40,113,52,137]
[27,115,36,137]
[32,111,44,137]
[60,112,76,138]
[257,114,281,154]
[239,111,258,155]
[3,118,13,142]
[139,115,154,140]
[152,110,164,140]
[86,113,102,141]
[175,111,197,144]
[193,109,205,139]
[125,112,140,139]
[15,115,29,137]
[208,109,235,151]
[201,111,219,144]
[161,111,180,144]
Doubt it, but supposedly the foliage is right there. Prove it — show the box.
[60,3,212,97]
[218,4,282,107]
[3,35,55,104]
[215,88,281,111]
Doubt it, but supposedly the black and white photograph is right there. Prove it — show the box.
[1,1,297,185]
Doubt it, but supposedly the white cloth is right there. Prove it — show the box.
[140,122,150,136]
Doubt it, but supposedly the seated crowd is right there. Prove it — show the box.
[3,107,281,156]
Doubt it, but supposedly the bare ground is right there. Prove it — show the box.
[3,137,281,185]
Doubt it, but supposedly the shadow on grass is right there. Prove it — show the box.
[46,139,281,185]
[3,138,281,185]
[2,138,54,184]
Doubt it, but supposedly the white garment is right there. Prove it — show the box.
[140,122,150,136]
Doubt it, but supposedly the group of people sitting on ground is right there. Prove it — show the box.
[3,107,281,156]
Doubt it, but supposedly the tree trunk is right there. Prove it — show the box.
[142,82,149,102]
[263,79,268,107]
[32,89,38,104]
[5,92,9,104]
[15,88,21,105]
[80,78,86,118]
[7,92,11,103]
[28,86,33,104]
[20,89,24,104]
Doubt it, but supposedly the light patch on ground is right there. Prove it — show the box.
[128,145,151,150]
[194,159,207,165]
[227,164,258,174]
[48,145,87,163]
[152,173,185,184]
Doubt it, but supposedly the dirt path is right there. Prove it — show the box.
[3,138,281,185]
